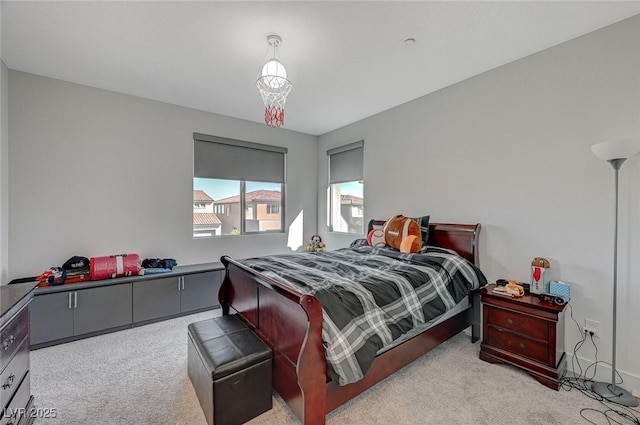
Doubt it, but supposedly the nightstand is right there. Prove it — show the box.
[479,284,566,390]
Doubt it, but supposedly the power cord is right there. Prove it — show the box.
[560,304,640,425]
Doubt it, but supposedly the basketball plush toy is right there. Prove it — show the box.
[383,215,422,253]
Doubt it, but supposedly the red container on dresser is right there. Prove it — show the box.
[90,253,141,280]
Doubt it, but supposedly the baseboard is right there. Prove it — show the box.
[565,352,640,397]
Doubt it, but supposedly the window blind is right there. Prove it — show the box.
[194,133,287,183]
[328,140,364,184]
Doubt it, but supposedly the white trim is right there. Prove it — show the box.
[565,352,640,396]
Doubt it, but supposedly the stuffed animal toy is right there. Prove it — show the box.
[367,228,386,247]
[306,235,326,252]
[383,215,422,254]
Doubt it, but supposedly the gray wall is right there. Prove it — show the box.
[0,0,7,282]
[0,59,7,283]
[7,72,317,279]
[318,16,640,392]
[0,2,7,282]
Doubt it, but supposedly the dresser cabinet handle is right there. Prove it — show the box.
[506,318,513,325]
[2,373,15,389]
[519,343,526,349]
[2,335,15,351]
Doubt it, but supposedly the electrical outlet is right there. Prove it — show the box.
[584,319,600,338]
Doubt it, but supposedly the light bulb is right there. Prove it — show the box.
[261,59,287,88]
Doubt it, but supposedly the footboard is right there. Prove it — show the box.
[219,256,326,425]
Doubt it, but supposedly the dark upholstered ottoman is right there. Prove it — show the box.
[187,315,272,425]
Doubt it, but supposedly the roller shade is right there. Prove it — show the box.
[194,133,287,183]
[328,141,364,184]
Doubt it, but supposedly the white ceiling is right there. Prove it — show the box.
[2,1,639,136]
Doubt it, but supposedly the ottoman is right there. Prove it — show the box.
[187,315,272,425]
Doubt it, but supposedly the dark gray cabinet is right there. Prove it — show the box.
[181,271,221,312]
[132,277,181,323]
[30,264,223,348]
[73,284,132,335]
[31,291,74,344]
[31,283,132,346]
[132,271,221,324]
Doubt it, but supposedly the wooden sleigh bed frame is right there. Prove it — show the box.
[219,221,482,425]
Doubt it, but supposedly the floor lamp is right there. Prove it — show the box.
[591,138,640,407]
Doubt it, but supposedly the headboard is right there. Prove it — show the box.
[367,219,481,266]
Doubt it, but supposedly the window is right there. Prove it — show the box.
[328,141,364,234]
[267,204,280,214]
[193,133,287,237]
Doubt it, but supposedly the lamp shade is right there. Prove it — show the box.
[592,138,640,161]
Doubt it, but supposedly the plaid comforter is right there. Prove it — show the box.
[239,242,487,386]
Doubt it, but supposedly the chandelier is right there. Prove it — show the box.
[256,34,293,128]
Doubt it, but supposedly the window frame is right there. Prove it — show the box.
[241,180,286,235]
[193,133,287,238]
[266,203,281,215]
[327,141,364,235]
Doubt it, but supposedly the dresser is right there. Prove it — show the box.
[479,284,566,390]
[1,282,36,425]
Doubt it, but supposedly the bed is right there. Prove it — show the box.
[219,220,485,425]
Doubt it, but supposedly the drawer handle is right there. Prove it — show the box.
[506,318,513,325]
[519,342,526,349]
[2,373,15,390]
[2,335,15,350]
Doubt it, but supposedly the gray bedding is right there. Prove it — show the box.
[239,242,487,385]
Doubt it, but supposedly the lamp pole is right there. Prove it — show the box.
[610,158,622,396]
[590,157,638,407]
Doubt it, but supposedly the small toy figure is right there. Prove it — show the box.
[306,235,326,252]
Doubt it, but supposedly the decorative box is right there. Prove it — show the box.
[530,257,550,295]
[549,281,570,301]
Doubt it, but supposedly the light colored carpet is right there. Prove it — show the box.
[30,309,631,425]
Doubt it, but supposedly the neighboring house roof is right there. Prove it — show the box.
[214,189,281,204]
[193,190,214,203]
[341,194,363,205]
[193,213,222,225]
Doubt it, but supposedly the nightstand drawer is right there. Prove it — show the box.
[486,326,549,364]
[487,307,548,342]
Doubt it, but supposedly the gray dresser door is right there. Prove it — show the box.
[180,271,221,313]
[30,292,74,345]
[132,277,181,323]
[73,284,133,336]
